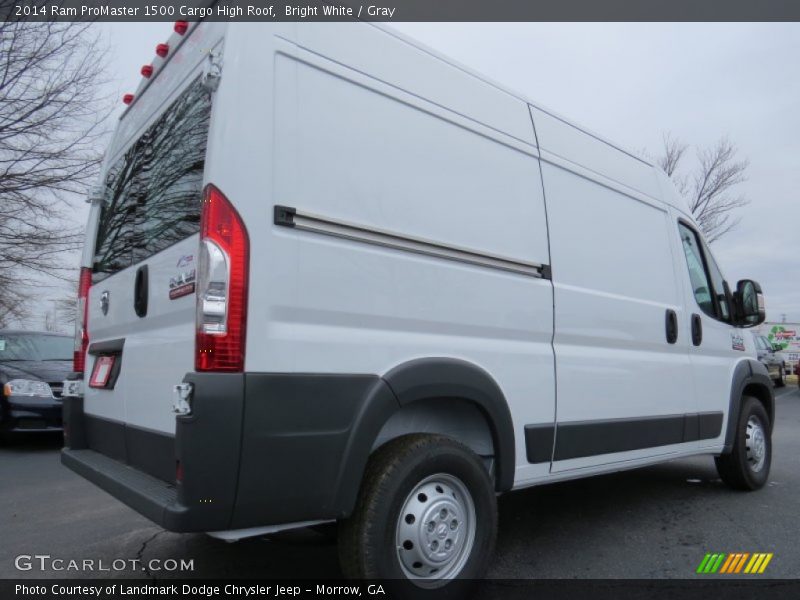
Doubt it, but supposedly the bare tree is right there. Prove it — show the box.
[656,133,749,243]
[0,22,110,324]
[0,273,31,327]
[54,288,78,328]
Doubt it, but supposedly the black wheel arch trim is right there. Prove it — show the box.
[328,377,401,517]
[724,359,774,453]
[380,357,516,492]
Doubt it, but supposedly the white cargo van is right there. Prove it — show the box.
[62,21,773,592]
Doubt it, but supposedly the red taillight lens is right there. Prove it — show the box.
[156,43,169,58]
[141,64,153,78]
[174,21,188,35]
[195,185,249,372]
[73,267,92,373]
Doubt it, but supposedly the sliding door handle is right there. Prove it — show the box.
[665,309,678,344]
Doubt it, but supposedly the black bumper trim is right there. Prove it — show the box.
[62,372,245,533]
[62,366,513,532]
[62,448,189,531]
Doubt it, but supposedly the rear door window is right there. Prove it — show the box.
[93,78,212,282]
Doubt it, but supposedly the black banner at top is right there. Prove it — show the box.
[2,0,800,22]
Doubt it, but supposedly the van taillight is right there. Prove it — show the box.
[195,185,249,372]
[74,267,92,373]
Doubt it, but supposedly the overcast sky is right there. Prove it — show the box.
[94,22,798,322]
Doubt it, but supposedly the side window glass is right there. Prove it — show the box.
[679,223,715,316]
[703,245,731,321]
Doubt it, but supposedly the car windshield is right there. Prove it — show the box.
[0,333,73,361]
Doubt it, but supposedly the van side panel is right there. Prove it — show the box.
[530,106,662,200]
[247,29,555,485]
[296,23,536,147]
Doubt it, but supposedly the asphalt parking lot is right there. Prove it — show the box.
[1,384,797,580]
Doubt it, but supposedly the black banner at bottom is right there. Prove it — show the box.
[3,579,800,600]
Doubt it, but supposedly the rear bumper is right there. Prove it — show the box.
[62,448,188,530]
[61,372,243,532]
[61,371,398,533]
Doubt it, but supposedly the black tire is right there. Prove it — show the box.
[775,365,786,388]
[715,396,771,491]
[338,434,497,599]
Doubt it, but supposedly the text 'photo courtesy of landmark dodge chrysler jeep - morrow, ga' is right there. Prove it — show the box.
[60,21,774,595]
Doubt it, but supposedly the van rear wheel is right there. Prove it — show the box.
[338,434,496,597]
[715,396,771,490]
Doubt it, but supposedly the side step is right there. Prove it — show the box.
[62,448,185,529]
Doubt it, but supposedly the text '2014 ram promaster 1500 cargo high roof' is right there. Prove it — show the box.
[61,21,773,594]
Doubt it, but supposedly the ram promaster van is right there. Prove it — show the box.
[62,21,773,592]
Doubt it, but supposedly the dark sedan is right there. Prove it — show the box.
[0,330,72,438]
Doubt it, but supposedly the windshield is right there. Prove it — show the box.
[0,334,73,361]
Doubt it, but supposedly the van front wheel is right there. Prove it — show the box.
[715,396,771,490]
[338,434,497,596]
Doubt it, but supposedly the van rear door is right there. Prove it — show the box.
[83,76,213,437]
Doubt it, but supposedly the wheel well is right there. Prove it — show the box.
[371,398,496,478]
[742,382,774,431]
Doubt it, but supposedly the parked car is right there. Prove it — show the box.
[754,335,787,387]
[0,330,72,438]
[61,22,774,593]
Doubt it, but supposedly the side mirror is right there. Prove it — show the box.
[733,279,765,327]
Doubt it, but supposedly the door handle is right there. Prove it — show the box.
[691,313,702,346]
[665,309,678,344]
[134,264,149,318]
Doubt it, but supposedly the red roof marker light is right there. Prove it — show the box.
[122,94,134,105]
[156,43,169,58]
[174,21,188,35]
[141,65,153,78]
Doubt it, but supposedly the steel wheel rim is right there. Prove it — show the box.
[745,415,767,473]
[395,473,476,587]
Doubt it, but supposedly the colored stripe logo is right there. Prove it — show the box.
[696,552,773,574]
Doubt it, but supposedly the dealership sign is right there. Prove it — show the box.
[758,323,800,363]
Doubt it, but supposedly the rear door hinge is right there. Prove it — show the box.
[201,49,223,92]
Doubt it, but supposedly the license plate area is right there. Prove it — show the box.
[89,354,122,390]
[87,338,125,390]
[89,356,116,388]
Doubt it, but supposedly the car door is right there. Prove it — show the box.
[84,74,213,437]
[673,218,752,448]
[542,162,696,473]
